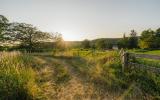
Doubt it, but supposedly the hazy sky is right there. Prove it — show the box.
[1,0,160,41]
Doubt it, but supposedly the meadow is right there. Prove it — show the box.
[0,50,160,100]
[129,49,160,55]
[129,49,160,68]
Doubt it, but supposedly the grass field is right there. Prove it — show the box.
[128,49,160,69]
[0,50,160,100]
[134,58,160,68]
[129,49,160,55]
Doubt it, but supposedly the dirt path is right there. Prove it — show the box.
[55,58,100,100]
[33,55,113,100]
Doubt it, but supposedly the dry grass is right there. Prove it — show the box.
[0,51,41,100]
[1,50,159,100]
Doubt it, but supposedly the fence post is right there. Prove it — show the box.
[122,51,129,72]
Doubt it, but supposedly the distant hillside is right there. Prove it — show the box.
[65,41,82,48]
[91,38,121,44]
[0,38,122,50]
[66,38,121,43]
[64,38,122,49]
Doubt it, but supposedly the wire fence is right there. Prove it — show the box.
[121,50,160,73]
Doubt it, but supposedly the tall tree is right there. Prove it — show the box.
[53,32,66,50]
[118,33,129,48]
[95,39,106,50]
[155,28,160,48]
[6,22,52,49]
[128,30,138,49]
[81,39,91,49]
[0,15,9,41]
[138,29,156,49]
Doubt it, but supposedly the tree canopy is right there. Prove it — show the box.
[0,15,9,40]
[118,30,138,49]
[95,39,106,50]
[81,39,91,49]
[138,29,160,49]
[0,15,62,51]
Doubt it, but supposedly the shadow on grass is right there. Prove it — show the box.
[33,53,134,98]
[31,52,79,60]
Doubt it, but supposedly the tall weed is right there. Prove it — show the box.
[0,52,40,100]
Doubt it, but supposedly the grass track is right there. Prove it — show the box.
[30,51,160,100]
[32,53,120,100]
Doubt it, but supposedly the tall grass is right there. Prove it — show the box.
[54,63,71,84]
[0,51,40,100]
[135,58,160,68]
[60,49,160,99]
[3,49,158,99]
[128,49,160,55]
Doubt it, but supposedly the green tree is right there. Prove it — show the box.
[81,39,91,49]
[6,22,52,50]
[53,33,66,50]
[128,30,138,49]
[155,28,160,48]
[95,39,106,50]
[118,33,129,48]
[138,40,149,49]
[0,15,65,51]
[156,28,160,37]
[138,29,156,49]
[0,15,9,40]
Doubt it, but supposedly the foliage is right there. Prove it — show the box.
[118,28,160,49]
[118,34,129,49]
[0,15,9,40]
[0,15,62,52]
[7,23,53,49]
[118,30,138,49]
[128,30,138,49]
[53,33,66,50]
[139,28,160,49]
[139,29,155,49]
[95,39,107,50]
[138,40,149,49]
[81,39,91,49]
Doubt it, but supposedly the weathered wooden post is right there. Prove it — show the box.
[122,51,125,72]
[122,51,129,72]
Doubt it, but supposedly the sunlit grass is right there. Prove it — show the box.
[135,58,160,68]
[56,49,160,99]
[129,49,160,55]
[1,50,160,99]
[0,51,41,100]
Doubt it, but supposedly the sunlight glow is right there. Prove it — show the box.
[62,32,83,41]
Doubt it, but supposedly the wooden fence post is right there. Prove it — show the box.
[122,51,129,72]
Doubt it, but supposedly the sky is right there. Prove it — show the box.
[1,0,160,41]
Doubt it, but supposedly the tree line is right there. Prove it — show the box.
[118,28,160,49]
[81,29,160,50]
[0,15,64,51]
[81,30,138,50]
